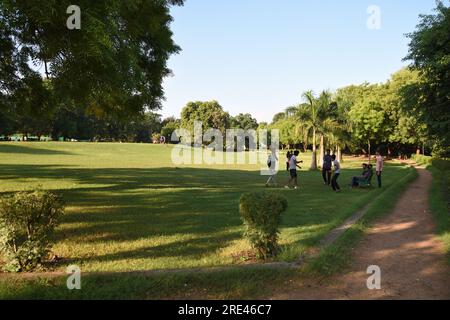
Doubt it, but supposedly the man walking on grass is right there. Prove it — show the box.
[322,149,332,185]
[285,150,302,190]
[331,154,341,192]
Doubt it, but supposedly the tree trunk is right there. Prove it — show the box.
[416,147,421,155]
[44,61,50,79]
[337,146,343,163]
[310,128,317,170]
[303,133,309,153]
[368,140,371,164]
[319,134,324,169]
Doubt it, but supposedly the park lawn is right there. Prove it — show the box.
[0,168,418,300]
[0,142,413,273]
[428,160,450,264]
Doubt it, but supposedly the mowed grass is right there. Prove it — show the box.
[428,162,450,264]
[0,142,413,273]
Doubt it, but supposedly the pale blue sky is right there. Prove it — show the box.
[161,0,439,123]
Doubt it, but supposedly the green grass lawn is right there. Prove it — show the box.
[0,142,414,274]
[428,160,450,264]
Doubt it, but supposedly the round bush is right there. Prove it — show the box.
[0,190,64,272]
[239,192,288,259]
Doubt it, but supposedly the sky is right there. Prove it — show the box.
[160,0,439,123]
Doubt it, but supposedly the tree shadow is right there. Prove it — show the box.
[0,144,74,155]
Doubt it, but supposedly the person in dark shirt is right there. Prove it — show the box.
[351,163,369,187]
[322,149,332,185]
[286,151,292,171]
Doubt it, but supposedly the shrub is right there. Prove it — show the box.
[239,192,288,259]
[411,154,433,167]
[151,133,161,143]
[0,190,64,272]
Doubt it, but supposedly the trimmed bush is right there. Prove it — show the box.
[411,154,433,167]
[0,190,64,272]
[239,192,288,259]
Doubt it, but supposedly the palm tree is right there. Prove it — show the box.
[285,90,344,169]
[292,117,310,153]
[296,90,338,170]
[282,105,309,151]
[331,90,356,162]
[284,106,298,119]
[297,91,322,170]
[316,91,336,164]
[327,123,351,162]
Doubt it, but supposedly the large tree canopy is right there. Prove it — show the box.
[231,113,258,131]
[180,101,231,134]
[404,1,450,157]
[0,0,184,118]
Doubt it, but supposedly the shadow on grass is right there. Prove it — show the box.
[0,163,411,271]
[0,144,75,155]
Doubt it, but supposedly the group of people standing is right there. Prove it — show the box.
[265,149,384,191]
[321,150,342,192]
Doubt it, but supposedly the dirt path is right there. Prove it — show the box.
[269,167,450,300]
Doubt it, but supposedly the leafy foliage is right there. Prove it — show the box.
[50,107,163,142]
[239,192,288,259]
[411,154,433,167]
[180,100,232,134]
[160,118,181,141]
[0,190,65,272]
[404,1,450,157]
[0,0,184,124]
[230,113,259,130]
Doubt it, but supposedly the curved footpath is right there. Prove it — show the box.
[269,167,450,299]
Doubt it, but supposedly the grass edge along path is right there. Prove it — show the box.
[428,165,450,264]
[413,155,450,263]
[0,166,418,299]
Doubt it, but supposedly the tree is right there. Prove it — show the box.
[271,112,286,124]
[258,122,269,130]
[12,78,55,140]
[134,112,163,143]
[0,0,184,119]
[51,103,93,141]
[0,109,14,138]
[50,105,162,142]
[161,118,180,142]
[270,117,301,148]
[385,69,428,154]
[333,87,359,160]
[404,1,450,157]
[231,113,258,130]
[316,91,339,164]
[298,91,319,169]
[293,91,336,170]
[348,85,391,161]
[180,100,231,134]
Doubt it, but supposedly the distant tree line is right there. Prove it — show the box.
[179,2,450,162]
[269,68,432,169]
